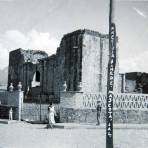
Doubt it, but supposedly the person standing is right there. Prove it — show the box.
[47,102,56,128]
[96,100,102,125]
[9,107,13,120]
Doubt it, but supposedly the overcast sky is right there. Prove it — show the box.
[0,0,148,73]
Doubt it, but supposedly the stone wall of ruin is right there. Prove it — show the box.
[60,31,83,91]
[8,49,24,90]
[81,30,120,94]
[8,48,48,95]
[38,31,83,99]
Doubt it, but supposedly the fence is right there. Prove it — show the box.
[60,92,148,123]
[21,103,60,122]
[60,92,148,110]
[82,93,148,110]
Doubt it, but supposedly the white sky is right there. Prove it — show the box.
[0,0,148,73]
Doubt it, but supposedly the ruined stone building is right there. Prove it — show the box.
[8,29,121,102]
[122,72,148,94]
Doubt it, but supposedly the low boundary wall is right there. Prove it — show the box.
[60,92,148,123]
[21,103,60,122]
[0,90,23,120]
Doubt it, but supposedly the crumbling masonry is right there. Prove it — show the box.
[8,29,121,102]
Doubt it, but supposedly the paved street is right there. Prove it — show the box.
[0,122,148,148]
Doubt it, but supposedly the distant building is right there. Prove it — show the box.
[121,72,148,94]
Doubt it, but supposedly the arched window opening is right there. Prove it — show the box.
[36,71,40,82]
[31,71,40,87]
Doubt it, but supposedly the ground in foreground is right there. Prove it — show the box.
[0,122,148,148]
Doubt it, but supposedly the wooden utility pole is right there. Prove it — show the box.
[106,0,116,148]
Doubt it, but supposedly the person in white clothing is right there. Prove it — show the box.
[9,107,13,120]
[47,102,56,128]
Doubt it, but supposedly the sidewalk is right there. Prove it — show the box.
[0,119,19,124]
[55,123,148,129]
[1,119,148,129]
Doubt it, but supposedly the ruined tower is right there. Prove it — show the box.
[58,29,120,93]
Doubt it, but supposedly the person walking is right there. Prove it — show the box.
[47,102,56,128]
[96,100,102,125]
